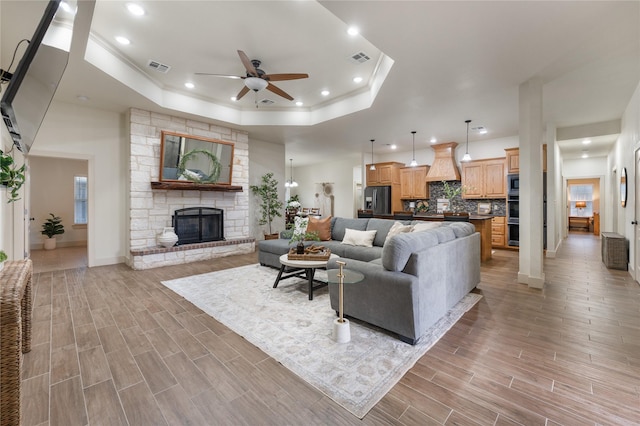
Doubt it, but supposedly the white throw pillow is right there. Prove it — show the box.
[384,221,413,245]
[411,221,443,233]
[341,228,378,247]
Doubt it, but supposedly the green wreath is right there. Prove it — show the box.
[177,149,221,183]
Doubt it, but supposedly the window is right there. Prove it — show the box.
[569,184,593,217]
[74,176,88,225]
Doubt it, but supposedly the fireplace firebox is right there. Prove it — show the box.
[173,207,224,245]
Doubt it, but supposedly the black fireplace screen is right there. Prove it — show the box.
[173,207,224,244]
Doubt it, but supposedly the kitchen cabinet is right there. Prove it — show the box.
[365,162,404,186]
[400,166,429,199]
[461,158,507,199]
[491,216,506,247]
[504,145,547,173]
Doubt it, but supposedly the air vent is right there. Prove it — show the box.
[472,126,487,134]
[349,51,371,64]
[147,60,171,73]
[259,99,275,105]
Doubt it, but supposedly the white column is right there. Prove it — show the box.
[518,78,545,288]
[545,123,557,257]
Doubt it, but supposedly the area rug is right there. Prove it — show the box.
[161,264,481,418]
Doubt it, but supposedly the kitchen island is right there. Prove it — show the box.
[357,210,493,261]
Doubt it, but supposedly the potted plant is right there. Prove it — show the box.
[289,230,320,254]
[250,172,284,239]
[441,180,468,216]
[0,148,26,203]
[0,249,7,272]
[41,213,65,250]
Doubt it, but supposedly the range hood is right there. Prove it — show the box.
[425,142,461,181]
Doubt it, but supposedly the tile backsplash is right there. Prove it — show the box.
[401,181,506,216]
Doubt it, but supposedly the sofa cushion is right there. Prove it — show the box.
[447,222,476,238]
[307,216,332,240]
[432,226,456,243]
[382,231,439,272]
[366,218,397,247]
[341,228,377,247]
[332,218,368,241]
[384,221,413,245]
[411,221,443,233]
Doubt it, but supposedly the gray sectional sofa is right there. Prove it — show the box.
[257,217,481,344]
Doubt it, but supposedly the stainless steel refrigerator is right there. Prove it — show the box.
[364,186,392,215]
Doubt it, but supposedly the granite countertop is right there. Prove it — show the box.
[413,213,495,220]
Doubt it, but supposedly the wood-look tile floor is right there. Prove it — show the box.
[20,233,640,425]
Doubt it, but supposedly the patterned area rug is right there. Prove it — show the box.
[161,264,481,418]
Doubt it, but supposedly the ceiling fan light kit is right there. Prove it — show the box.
[462,120,472,162]
[245,77,268,92]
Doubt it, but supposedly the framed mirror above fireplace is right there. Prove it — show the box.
[159,131,234,185]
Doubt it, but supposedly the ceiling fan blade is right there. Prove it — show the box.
[263,73,309,82]
[235,85,250,100]
[266,83,294,101]
[237,50,258,77]
[194,73,242,79]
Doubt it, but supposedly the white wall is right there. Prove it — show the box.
[291,157,360,219]
[607,81,640,274]
[248,138,286,239]
[29,101,127,267]
[29,156,88,249]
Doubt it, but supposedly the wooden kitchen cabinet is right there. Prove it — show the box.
[365,162,404,186]
[400,166,429,199]
[504,145,547,173]
[461,158,507,199]
[491,216,506,247]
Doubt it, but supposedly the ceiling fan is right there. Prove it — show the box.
[196,50,309,101]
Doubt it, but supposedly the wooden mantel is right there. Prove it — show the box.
[150,181,243,192]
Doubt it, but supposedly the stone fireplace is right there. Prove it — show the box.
[126,108,254,270]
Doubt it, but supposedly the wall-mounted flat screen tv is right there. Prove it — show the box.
[1,0,75,154]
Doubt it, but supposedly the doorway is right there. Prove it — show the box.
[29,156,89,272]
[566,178,600,234]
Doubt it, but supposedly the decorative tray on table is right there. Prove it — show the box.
[287,245,331,261]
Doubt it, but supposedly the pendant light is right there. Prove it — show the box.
[370,139,376,171]
[285,158,298,187]
[462,120,472,162]
[410,131,417,167]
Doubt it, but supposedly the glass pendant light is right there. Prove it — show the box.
[370,139,376,171]
[462,120,472,162]
[410,131,417,167]
[285,158,298,187]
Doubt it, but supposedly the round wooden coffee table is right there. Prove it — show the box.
[273,253,338,300]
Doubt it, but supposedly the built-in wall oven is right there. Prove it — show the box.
[507,194,519,246]
[508,223,520,246]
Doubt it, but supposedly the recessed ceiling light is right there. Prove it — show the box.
[582,153,589,158]
[430,137,437,143]
[115,36,130,45]
[126,3,145,16]
[347,26,359,36]
[184,82,194,89]
[353,76,363,83]
[76,95,89,101]
[321,90,330,96]
[295,101,303,107]
[230,96,237,101]
[390,144,397,150]
[582,139,591,145]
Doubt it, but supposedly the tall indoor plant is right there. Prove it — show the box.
[250,172,284,239]
[41,213,65,250]
[0,148,26,203]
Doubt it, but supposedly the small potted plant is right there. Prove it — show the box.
[250,172,284,239]
[0,148,26,203]
[289,230,320,254]
[41,213,65,250]
[0,249,7,272]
